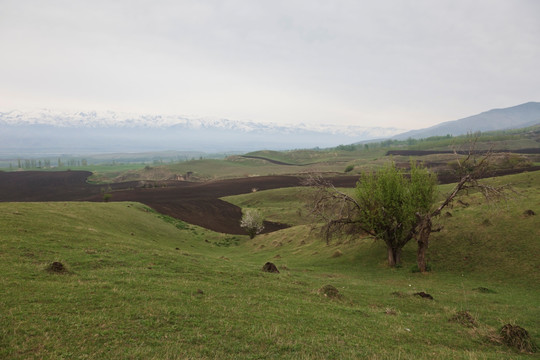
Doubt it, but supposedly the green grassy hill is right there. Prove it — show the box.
[96,124,540,182]
[1,171,539,358]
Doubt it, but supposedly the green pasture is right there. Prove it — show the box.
[1,170,539,359]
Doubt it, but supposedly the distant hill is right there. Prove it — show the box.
[392,102,540,140]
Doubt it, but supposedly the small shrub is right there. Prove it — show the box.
[344,165,354,173]
[240,209,264,239]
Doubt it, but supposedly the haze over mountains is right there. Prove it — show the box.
[1,102,539,155]
[0,110,402,154]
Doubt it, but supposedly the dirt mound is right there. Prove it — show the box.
[500,324,536,353]
[47,261,67,273]
[524,209,536,216]
[262,262,279,273]
[473,287,497,294]
[449,311,477,327]
[331,250,343,258]
[318,284,342,299]
[414,291,434,300]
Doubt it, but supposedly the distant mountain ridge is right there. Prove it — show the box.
[0,109,403,154]
[1,103,539,155]
[392,102,540,140]
[0,109,401,136]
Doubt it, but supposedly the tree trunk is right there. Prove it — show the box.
[387,246,396,267]
[417,236,429,272]
[395,248,402,265]
[386,245,402,267]
[416,216,432,273]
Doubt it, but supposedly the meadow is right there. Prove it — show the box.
[1,128,539,358]
[1,169,538,359]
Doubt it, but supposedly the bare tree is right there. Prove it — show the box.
[414,144,510,271]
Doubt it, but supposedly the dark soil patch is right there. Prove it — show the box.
[386,149,540,156]
[0,171,360,234]
[1,168,537,235]
[500,324,536,353]
[262,262,280,273]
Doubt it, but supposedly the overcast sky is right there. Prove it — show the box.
[1,0,539,129]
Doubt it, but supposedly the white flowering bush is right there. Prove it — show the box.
[240,209,264,239]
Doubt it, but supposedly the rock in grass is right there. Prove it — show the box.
[414,291,434,300]
[318,284,342,299]
[500,324,536,353]
[262,262,280,273]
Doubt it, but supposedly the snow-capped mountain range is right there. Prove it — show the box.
[0,109,401,136]
[0,109,403,154]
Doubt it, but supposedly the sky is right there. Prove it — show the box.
[1,0,539,130]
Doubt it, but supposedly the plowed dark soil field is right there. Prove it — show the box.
[2,166,537,234]
[0,171,358,234]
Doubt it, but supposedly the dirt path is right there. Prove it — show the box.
[240,155,312,166]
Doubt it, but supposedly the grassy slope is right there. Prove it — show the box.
[1,172,539,359]
[116,126,540,182]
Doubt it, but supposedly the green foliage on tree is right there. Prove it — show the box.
[354,162,437,266]
[310,141,510,272]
